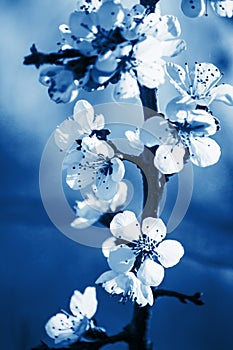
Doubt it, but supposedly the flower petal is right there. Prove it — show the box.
[45,313,81,343]
[165,62,189,96]
[69,11,98,38]
[165,97,195,121]
[73,195,104,220]
[110,181,128,211]
[192,62,222,100]
[140,116,171,147]
[160,39,186,57]
[130,274,154,306]
[54,332,80,345]
[82,136,114,159]
[155,15,181,40]
[95,270,119,291]
[187,110,218,137]
[97,2,125,30]
[137,282,154,307]
[71,216,99,229]
[134,37,162,61]
[73,99,94,129]
[96,270,131,295]
[156,239,184,268]
[94,175,118,201]
[137,259,164,286]
[66,162,96,189]
[137,60,165,89]
[136,12,160,37]
[142,217,167,242]
[114,72,139,100]
[181,0,206,18]
[154,144,185,174]
[110,210,141,241]
[125,129,144,156]
[63,149,83,169]
[111,157,125,182]
[108,245,136,273]
[70,287,97,319]
[209,83,233,106]
[210,1,233,18]
[189,137,221,167]
[54,119,82,151]
[102,237,118,258]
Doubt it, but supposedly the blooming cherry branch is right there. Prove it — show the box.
[23,0,233,349]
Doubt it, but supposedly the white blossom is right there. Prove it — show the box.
[66,135,125,201]
[96,211,184,306]
[71,181,128,228]
[155,111,221,173]
[96,270,154,307]
[165,62,233,119]
[54,99,105,150]
[45,287,97,345]
[126,111,221,174]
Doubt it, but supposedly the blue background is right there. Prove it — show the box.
[0,0,233,349]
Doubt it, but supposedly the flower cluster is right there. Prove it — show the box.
[181,0,233,18]
[45,287,98,345]
[38,0,185,103]
[126,62,233,174]
[25,1,233,348]
[96,211,184,306]
[55,99,127,226]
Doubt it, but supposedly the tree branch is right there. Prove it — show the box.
[154,289,204,306]
[31,289,204,350]
[23,44,86,68]
[32,330,127,350]
[126,304,153,350]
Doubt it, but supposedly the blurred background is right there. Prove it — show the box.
[0,0,232,349]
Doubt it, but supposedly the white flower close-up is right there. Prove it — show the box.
[71,181,128,228]
[96,211,184,306]
[54,99,106,151]
[45,286,98,345]
[165,62,233,119]
[65,135,125,200]
[126,109,221,174]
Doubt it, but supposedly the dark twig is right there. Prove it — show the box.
[23,44,88,68]
[32,331,127,350]
[126,304,153,350]
[154,289,204,306]
[31,289,204,350]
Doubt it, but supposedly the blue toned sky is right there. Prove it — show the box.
[0,0,233,349]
